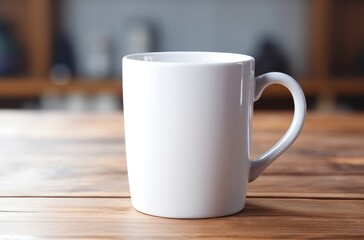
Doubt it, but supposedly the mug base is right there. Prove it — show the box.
[131,203,245,219]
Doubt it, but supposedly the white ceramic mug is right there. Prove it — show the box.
[123,52,306,218]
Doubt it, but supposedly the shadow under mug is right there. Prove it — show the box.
[122,52,306,218]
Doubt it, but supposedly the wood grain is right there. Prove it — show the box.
[0,197,363,239]
[0,111,363,239]
[0,112,363,199]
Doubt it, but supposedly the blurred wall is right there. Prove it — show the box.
[61,0,309,77]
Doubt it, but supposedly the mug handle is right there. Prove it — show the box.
[249,72,306,182]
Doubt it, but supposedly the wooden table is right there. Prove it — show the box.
[0,111,363,239]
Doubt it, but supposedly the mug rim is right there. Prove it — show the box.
[123,51,254,65]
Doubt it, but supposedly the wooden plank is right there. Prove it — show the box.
[247,175,364,199]
[0,197,363,239]
[0,143,363,198]
[0,157,129,197]
[0,112,363,199]
[252,132,364,175]
[2,155,363,199]
[253,111,364,132]
[1,144,363,198]
[0,112,126,197]
[0,111,362,238]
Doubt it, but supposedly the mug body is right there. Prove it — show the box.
[123,52,254,218]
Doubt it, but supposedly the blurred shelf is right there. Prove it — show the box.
[330,78,364,95]
[262,77,364,98]
[1,77,363,99]
[0,78,122,98]
[261,78,323,98]
[0,0,363,110]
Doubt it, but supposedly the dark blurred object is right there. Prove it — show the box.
[0,97,39,109]
[254,96,317,111]
[50,31,75,84]
[254,37,291,76]
[355,45,364,76]
[84,32,112,80]
[338,96,364,111]
[0,18,22,76]
[331,0,364,77]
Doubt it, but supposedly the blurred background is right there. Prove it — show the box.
[0,0,363,112]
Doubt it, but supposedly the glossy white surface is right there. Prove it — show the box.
[123,52,306,218]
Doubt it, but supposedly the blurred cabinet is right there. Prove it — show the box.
[0,0,363,110]
[308,0,364,110]
[0,0,121,98]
